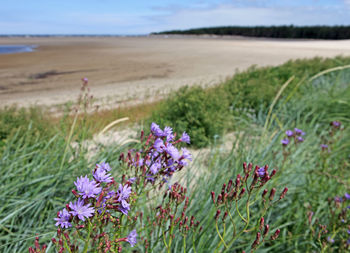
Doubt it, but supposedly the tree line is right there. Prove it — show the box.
[154,25,350,40]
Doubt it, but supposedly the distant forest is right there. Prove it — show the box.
[154,25,350,40]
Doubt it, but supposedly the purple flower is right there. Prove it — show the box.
[154,138,164,152]
[74,176,102,199]
[320,144,328,149]
[69,199,95,221]
[181,148,192,160]
[332,121,341,127]
[345,193,350,200]
[54,208,71,228]
[150,162,161,175]
[117,184,132,201]
[128,177,137,183]
[167,133,175,142]
[165,144,180,160]
[146,176,155,182]
[132,158,144,167]
[151,123,163,136]
[335,196,343,202]
[96,162,111,172]
[119,205,130,215]
[285,130,293,137]
[297,136,304,143]
[347,229,350,235]
[327,236,334,243]
[281,138,289,145]
[179,148,192,166]
[106,190,116,199]
[127,229,137,247]
[294,128,305,136]
[180,132,191,144]
[162,126,173,138]
[93,167,113,183]
[257,167,266,178]
[347,238,350,245]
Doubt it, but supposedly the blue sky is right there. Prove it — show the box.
[1,0,350,34]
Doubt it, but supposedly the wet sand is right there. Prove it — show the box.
[1,36,350,108]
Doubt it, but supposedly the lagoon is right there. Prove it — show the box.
[0,45,36,54]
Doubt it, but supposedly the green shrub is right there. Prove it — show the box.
[150,86,231,148]
[223,56,350,109]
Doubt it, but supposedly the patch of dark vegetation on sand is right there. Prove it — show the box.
[29,69,97,79]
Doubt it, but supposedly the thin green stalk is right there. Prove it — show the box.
[82,220,92,253]
[215,221,228,251]
[183,235,187,253]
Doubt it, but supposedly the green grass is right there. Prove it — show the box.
[150,56,350,147]
[0,57,350,252]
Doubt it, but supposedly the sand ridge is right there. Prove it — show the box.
[1,35,350,108]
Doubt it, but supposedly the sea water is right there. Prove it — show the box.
[0,45,36,55]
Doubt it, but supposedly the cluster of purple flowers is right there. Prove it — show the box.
[125,123,192,183]
[54,161,137,249]
[281,128,305,146]
[50,123,194,252]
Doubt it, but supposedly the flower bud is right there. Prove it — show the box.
[248,163,253,172]
[270,169,277,177]
[270,229,280,240]
[254,165,259,174]
[251,232,261,249]
[222,211,228,222]
[269,188,276,201]
[217,194,222,204]
[211,191,216,204]
[71,189,80,198]
[236,174,241,189]
[215,210,221,220]
[238,188,246,199]
[140,130,144,142]
[259,217,264,230]
[221,184,226,196]
[279,187,288,200]
[263,224,270,237]
[262,189,268,198]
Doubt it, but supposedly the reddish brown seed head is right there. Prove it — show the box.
[215,210,221,220]
[259,217,264,230]
[211,191,216,204]
[279,187,288,200]
[271,229,281,240]
[269,188,276,201]
[262,189,268,198]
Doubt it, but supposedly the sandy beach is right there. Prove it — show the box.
[1,35,350,108]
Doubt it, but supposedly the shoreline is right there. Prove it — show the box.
[1,36,350,109]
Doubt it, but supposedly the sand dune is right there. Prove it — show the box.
[1,35,350,108]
